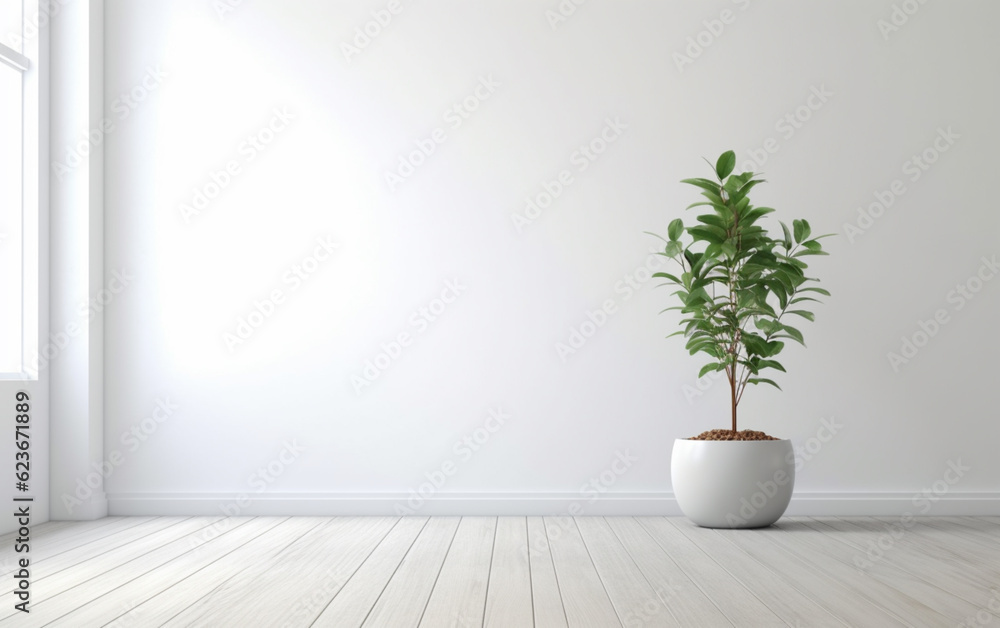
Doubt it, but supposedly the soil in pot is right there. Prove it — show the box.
[689,429,780,441]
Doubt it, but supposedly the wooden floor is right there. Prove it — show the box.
[1,516,998,627]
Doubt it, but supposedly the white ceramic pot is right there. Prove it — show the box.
[671,438,794,528]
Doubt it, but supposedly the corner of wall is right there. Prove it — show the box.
[48,0,107,521]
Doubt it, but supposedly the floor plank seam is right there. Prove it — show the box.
[523,517,535,628]
[828,515,1000,615]
[802,517,997,622]
[478,517,499,628]
[541,518,571,628]
[744,524,919,626]
[7,517,214,624]
[8,516,168,584]
[356,517,430,628]
[50,516,262,627]
[415,517,463,628]
[667,518,795,626]
[309,517,403,628]
[157,516,324,628]
[572,517,624,627]
[604,517,684,627]
[636,517,736,627]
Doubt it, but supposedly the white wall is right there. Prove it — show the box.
[101,0,1000,515]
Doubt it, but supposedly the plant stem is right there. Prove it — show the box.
[730,369,737,431]
[724,181,739,433]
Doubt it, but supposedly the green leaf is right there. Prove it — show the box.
[770,279,788,309]
[668,218,684,241]
[740,359,760,375]
[688,341,717,356]
[756,359,786,372]
[787,310,816,321]
[780,324,805,345]
[792,219,811,244]
[681,178,721,194]
[743,207,775,223]
[696,214,728,230]
[723,176,742,196]
[715,151,736,179]
[789,296,821,305]
[699,362,721,378]
[799,286,831,296]
[780,221,793,249]
[748,378,782,391]
[664,241,683,258]
[743,334,768,356]
[700,190,726,206]
[686,287,712,305]
[754,318,780,334]
[652,272,682,284]
[737,179,764,198]
[735,196,750,212]
[764,340,785,357]
[688,226,726,245]
[685,201,718,211]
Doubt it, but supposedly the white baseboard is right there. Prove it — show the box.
[105,492,1000,517]
[785,492,1000,516]
[56,492,109,520]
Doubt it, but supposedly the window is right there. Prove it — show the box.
[1,1,38,378]
[0,61,22,374]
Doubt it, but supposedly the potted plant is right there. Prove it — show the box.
[649,150,831,528]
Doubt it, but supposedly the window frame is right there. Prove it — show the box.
[0,0,41,380]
